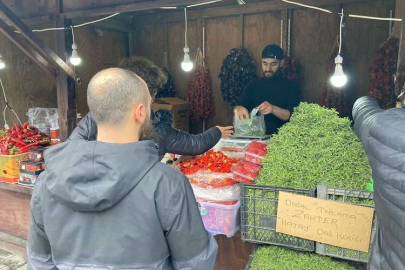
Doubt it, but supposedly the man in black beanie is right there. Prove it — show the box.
[234,44,300,135]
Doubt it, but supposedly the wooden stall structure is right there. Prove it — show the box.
[0,0,405,269]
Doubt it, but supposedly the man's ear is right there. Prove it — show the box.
[133,103,146,124]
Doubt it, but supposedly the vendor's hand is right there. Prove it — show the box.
[217,126,234,138]
[258,101,274,115]
[236,107,250,120]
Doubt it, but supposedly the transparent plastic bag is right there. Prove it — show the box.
[234,108,266,137]
[187,172,241,202]
[27,108,59,134]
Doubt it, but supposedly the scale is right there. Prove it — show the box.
[230,134,270,141]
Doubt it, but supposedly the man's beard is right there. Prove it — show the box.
[139,117,158,141]
[263,69,280,78]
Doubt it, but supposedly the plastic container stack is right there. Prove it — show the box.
[18,147,46,187]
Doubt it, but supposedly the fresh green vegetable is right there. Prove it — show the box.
[249,246,355,270]
[256,102,372,190]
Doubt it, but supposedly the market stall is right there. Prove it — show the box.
[0,0,404,269]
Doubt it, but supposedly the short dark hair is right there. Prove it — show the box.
[262,44,284,60]
[118,56,168,97]
[87,68,149,125]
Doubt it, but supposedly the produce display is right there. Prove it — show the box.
[187,50,215,123]
[281,55,299,81]
[232,160,261,184]
[178,150,239,175]
[257,102,372,190]
[249,246,355,270]
[219,47,257,105]
[0,122,50,155]
[321,42,351,117]
[244,141,267,165]
[368,37,399,109]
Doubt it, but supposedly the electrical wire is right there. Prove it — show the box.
[339,9,343,54]
[73,13,120,28]
[281,0,332,14]
[0,78,22,126]
[187,0,222,8]
[349,14,402,22]
[71,26,76,44]
[184,8,188,47]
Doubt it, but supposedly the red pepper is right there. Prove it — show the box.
[22,122,29,129]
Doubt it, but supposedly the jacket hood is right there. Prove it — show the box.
[44,140,158,212]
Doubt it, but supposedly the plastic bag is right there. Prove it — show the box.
[27,108,59,135]
[234,108,266,137]
[187,172,241,202]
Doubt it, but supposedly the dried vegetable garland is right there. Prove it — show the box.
[186,49,215,123]
[281,55,299,81]
[321,39,350,117]
[219,47,257,105]
[157,52,176,98]
[368,37,399,109]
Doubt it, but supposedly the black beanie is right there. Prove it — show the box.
[262,44,284,60]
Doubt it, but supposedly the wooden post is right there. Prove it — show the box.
[395,1,405,95]
[54,10,76,141]
[239,14,244,47]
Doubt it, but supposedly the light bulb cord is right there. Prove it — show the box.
[71,26,76,45]
[339,9,344,55]
[184,8,188,47]
[0,78,22,126]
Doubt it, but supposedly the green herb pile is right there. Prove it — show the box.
[249,246,355,270]
[256,102,372,190]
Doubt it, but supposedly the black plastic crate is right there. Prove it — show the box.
[240,184,316,251]
[315,183,377,263]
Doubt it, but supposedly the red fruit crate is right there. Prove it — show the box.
[198,200,240,238]
[232,160,261,184]
[244,141,268,165]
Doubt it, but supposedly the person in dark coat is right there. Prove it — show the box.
[70,56,233,159]
[27,68,218,269]
[352,96,405,270]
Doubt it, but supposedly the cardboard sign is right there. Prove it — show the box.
[276,192,374,252]
[152,97,190,132]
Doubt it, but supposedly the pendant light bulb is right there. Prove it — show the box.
[331,54,347,88]
[0,54,5,70]
[70,43,82,66]
[181,46,193,72]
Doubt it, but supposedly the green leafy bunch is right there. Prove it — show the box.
[256,102,371,190]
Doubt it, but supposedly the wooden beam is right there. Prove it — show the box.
[133,0,381,25]
[395,0,405,95]
[0,19,56,78]
[54,16,76,141]
[0,0,79,83]
[63,0,222,19]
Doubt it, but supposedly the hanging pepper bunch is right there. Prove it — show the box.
[368,37,399,109]
[187,49,215,123]
[321,41,351,117]
[0,122,50,155]
[219,47,257,105]
[281,55,299,81]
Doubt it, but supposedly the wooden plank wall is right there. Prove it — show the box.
[133,0,392,132]
[0,24,57,127]
[0,24,129,127]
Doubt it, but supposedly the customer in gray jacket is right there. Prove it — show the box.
[27,68,218,270]
[352,96,405,270]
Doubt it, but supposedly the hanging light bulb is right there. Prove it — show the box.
[0,54,5,70]
[331,54,347,88]
[70,43,81,66]
[331,9,347,88]
[181,8,193,72]
[181,46,193,72]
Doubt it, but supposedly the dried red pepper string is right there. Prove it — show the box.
[368,37,399,109]
[281,54,299,81]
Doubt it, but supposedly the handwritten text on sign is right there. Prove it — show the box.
[276,192,374,252]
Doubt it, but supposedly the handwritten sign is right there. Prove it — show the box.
[276,192,374,252]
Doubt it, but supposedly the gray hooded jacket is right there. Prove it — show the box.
[27,140,218,270]
[353,96,405,270]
